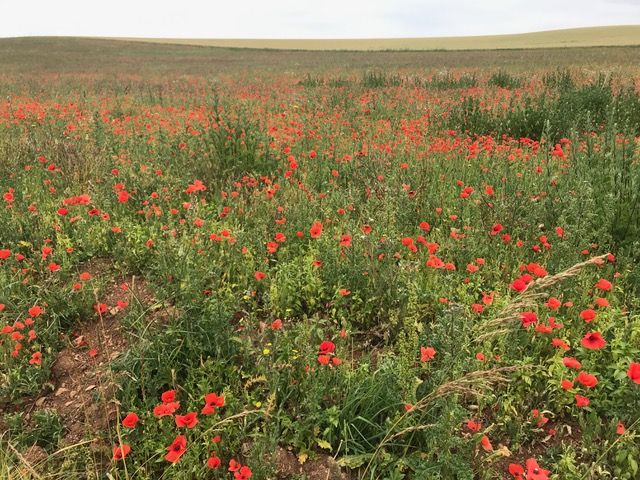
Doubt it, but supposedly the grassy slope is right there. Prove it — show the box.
[2,37,640,77]
[100,25,640,50]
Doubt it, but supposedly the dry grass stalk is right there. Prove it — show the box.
[476,254,609,339]
[362,365,527,478]
[411,365,524,411]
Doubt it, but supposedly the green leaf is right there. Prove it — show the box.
[628,455,638,476]
[316,439,332,451]
[336,454,373,468]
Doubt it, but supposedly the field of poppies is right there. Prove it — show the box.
[0,39,639,480]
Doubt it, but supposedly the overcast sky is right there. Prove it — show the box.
[2,0,640,39]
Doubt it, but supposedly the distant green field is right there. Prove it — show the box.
[105,25,640,50]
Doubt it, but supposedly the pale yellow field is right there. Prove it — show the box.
[102,25,640,51]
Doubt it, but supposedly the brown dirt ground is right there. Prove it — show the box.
[23,258,157,447]
[275,447,350,480]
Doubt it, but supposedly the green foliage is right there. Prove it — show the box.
[429,71,478,90]
[361,71,405,88]
[488,70,523,89]
[5,410,65,453]
[1,59,640,480]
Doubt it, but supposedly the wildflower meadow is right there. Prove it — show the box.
[0,39,639,479]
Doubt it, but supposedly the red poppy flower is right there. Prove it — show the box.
[339,235,352,248]
[117,191,130,203]
[552,338,570,350]
[310,222,323,238]
[28,305,44,317]
[175,412,198,428]
[520,312,537,328]
[361,224,372,234]
[318,355,330,365]
[490,224,503,236]
[508,463,524,479]
[561,380,574,389]
[161,390,177,403]
[202,393,225,415]
[419,221,430,231]
[207,452,221,468]
[535,323,552,333]
[628,362,640,384]
[254,271,266,281]
[594,279,612,291]
[122,412,139,428]
[471,303,484,313]
[617,421,625,434]
[580,309,597,322]
[596,297,610,307]
[94,303,108,314]
[545,297,561,309]
[112,444,131,461]
[563,357,582,369]
[467,420,481,431]
[520,274,534,283]
[510,279,527,293]
[154,402,180,418]
[575,372,598,387]
[229,459,241,472]
[165,435,187,463]
[319,341,335,354]
[526,458,550,480]
[29,352,42,365]
[581,331,606,350]
[235,465,253,480]
[575,395,590,407]
[153,404,171,418]
[420,346,436,362]
[266,242,278,253]
[480,435,493,451]
[548,317,562,330]
[481,292,494,306]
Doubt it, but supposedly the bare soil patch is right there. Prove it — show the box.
[26,259,157,446]
[275,447,349,480]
